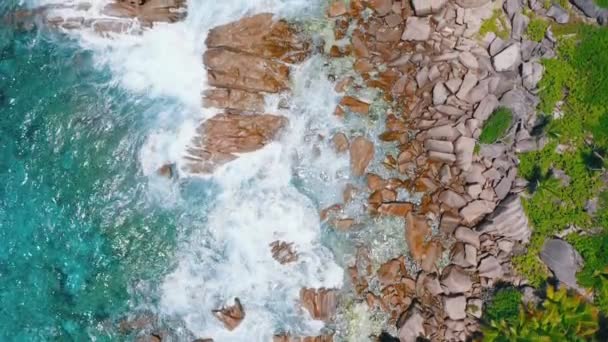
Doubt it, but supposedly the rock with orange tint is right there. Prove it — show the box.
[202,88,265,113]
[300,288,337,321]
[405,213,431,262]
[332,133,349,153]
[340,96,371,115]
[212,298,245,331]
[350,137,374,176]
[328,1,348,17]
[377,257,407,286]
[352,32,370,58]
[205,13,310,64]
[378,202,414,217]
[185,113,286,173]
[6,0,184,33]
[270,241,298,264]
[204,48,290,93]
[102,0,187,24]
[367,173,387,191]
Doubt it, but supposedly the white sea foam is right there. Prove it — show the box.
[30,0,355,340]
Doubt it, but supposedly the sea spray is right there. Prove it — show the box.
[160,56,348,341]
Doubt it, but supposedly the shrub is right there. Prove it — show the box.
[568,231,608,312]
[478,107,512,144]
[485,287,522,324]
[527,17,549,42]
[483,286,599,342]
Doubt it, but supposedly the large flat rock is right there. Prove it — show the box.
[205,13,310,64]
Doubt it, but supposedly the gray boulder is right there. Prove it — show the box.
[540,238,584,289]
[547,5,570,24]
[493,43,521,72]
[478,194,531,242]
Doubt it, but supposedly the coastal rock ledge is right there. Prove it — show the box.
[184,13,312,173]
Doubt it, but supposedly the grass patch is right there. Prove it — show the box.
[485,287,522,324]
[514,25,608,292]
[478,107,512,144]
[527,17,549,42]
[479,9,510,40]
[597,0,608,8]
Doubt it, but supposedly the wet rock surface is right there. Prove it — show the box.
[185,13,311,173]
[300,288,338,321]
[212,298,245,331]
[4,0,186,33]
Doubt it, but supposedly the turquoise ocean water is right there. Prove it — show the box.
[0,5,208,340]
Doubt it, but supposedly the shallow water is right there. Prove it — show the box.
[0,0,369,341]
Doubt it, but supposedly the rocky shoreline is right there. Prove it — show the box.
[7,0,599,341]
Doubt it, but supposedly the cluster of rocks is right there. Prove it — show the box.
[318,0,568,339]
[3,0,186,34]
[187,14,339,342]
[182,13,310,173]
[569,0,608,24]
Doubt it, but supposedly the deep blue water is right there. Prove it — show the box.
[0,12,201,341]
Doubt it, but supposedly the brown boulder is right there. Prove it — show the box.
[204,48,290,93]
[328,1,348,17]
[202,88,265,113]
[332,133,349,153]
[340,96,371,115]
[377,257,407,286]
[205,13,310,64]
[212,298,245,331]
[185,113,286,173]
[405,213,431,262]
[300,288,337,321]
[102,0,187,24]
[378,202,414,217]
[350,136,374,176]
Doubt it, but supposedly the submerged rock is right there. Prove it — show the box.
[270,241,298,264]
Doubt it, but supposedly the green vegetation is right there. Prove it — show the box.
[515,141,600,285]
[485,287,522,324]
[478,107,513,144]
[597,0,608,8]
[514,24,608,289]
[527,17,549,42]
[479,9,510,40]
[483,287,599,341]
